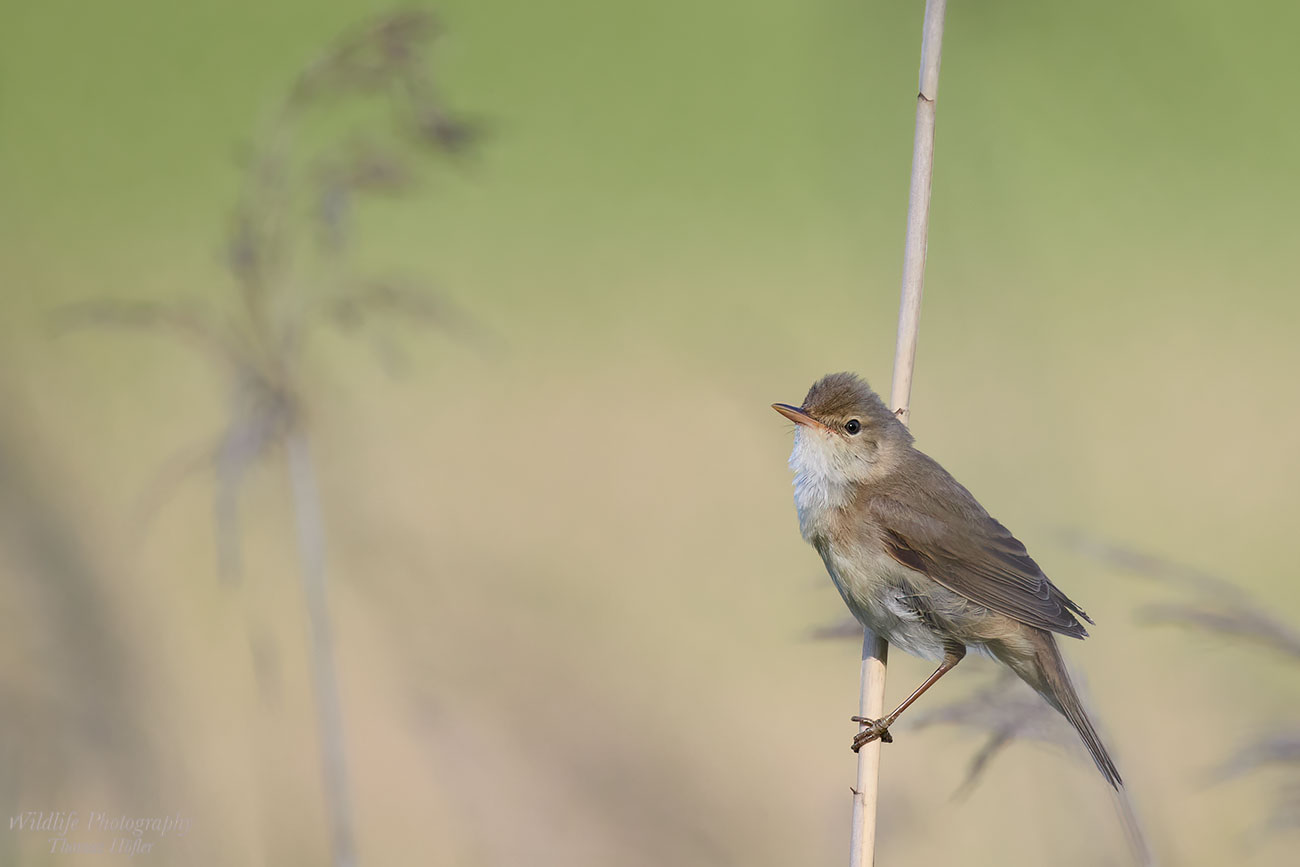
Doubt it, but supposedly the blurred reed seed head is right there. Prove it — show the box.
[58,9,482,581]
[1066,532,1300,836]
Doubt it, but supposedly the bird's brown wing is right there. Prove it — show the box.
[868,487,1092,640]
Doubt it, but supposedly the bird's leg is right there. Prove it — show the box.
[851,643,966,752]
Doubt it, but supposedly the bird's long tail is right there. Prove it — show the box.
[1029,630,1123,789]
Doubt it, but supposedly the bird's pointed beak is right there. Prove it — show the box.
[772,403,832,432]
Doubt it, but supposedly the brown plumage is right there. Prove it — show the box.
[774,372,1122,788]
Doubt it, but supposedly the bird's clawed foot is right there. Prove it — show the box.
[850,716,894,751]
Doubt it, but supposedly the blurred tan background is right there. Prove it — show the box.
[3,0,1299,864]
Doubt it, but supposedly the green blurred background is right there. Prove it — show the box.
[3,0,1299,864]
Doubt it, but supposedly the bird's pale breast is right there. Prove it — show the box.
[812,533,950,662]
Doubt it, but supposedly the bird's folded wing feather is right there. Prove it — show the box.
[869,492,1092,639]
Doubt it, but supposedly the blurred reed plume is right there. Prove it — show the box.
[906,667,1156,865]
[59,9,477,866]
[1066,532,1300,837]
[908,670,1075,797]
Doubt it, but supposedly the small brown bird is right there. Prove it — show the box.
[774,372,1121,788]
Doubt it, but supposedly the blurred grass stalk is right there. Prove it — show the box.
[851,2,947,865]
[287,430,356,867]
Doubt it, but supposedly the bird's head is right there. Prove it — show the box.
[773,372,913,498]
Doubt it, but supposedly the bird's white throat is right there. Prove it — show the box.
[788,427,852,538]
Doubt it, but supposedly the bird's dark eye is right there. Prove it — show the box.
[844,419,861,435]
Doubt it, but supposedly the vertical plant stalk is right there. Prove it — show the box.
[850,2,947,865]
[286,429,357,867]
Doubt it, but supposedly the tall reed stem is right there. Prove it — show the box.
[850,2,947,865]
